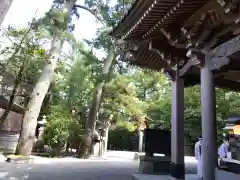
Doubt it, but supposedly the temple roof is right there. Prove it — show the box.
[111,0,240,91]
[111,0,209,40]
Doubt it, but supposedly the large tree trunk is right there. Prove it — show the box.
[78,46,115,158]
[15,0,76,156]
[0,0,14,25]
[15,39,62,156]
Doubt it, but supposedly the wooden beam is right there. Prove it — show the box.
[149,39,187,59]
[183,72,240,92]
[186,11,223,48]
[179,56,201,76]
[184,1,224,27]
[206,34,240,70]
[215,76,240,92]
[183,1,240,49]
[204,25,237,49]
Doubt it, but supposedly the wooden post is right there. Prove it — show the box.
[200,63,217,180]
[170,68,185,180]
[104,127,109,153]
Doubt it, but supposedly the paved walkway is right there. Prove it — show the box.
[0,157,138,180]
[0,151,239,180]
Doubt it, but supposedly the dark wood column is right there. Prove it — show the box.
[200,63,217,180]
[170,69,185,180]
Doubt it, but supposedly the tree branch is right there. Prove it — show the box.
[74,4,104,25]
[7,13,37,63]
[1,28,14,43]
[0,10,38,73]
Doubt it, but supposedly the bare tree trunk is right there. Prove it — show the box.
[15,0,76,156]
[0,0,14,25]
[78,46,115,158]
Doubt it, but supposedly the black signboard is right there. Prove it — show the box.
[144,128,171,157]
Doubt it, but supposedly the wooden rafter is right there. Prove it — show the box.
[122,0,158,40]
[142,0,185,39]
[149,40,172,66]
[148,39,187,67]
[159,28,186,49]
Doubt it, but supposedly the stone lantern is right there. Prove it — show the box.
[34,115,47,153]
[37,115,47,141]
[138,116,148,153]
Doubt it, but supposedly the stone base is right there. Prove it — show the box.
[92,142,100,156]
[227,163,240,174]
[132,174,197,180]
[139,155,171,175]
[169,162,185,179]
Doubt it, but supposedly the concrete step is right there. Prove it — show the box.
[133,169,240,180]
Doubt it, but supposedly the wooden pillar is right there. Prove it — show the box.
[200,63,217,180]
[170,70,185,180]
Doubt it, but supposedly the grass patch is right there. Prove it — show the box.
[6,154,33,163]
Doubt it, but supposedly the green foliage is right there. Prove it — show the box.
[101,74,147,121]
[108,122,138,151]
[53,42,99,110]
[44,105,73,148]
[0,26,47,104]
[115,120,136,132]
[1,27,47,79]
[44,104,84,152]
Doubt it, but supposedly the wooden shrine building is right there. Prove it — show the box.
[111,0,240,180]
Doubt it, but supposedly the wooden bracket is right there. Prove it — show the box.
[206,34,240,70]
[163,68,176,81]
[179,56,201,77]
[119,51,136,62]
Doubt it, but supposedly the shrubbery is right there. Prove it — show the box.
[44,105,83,156]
